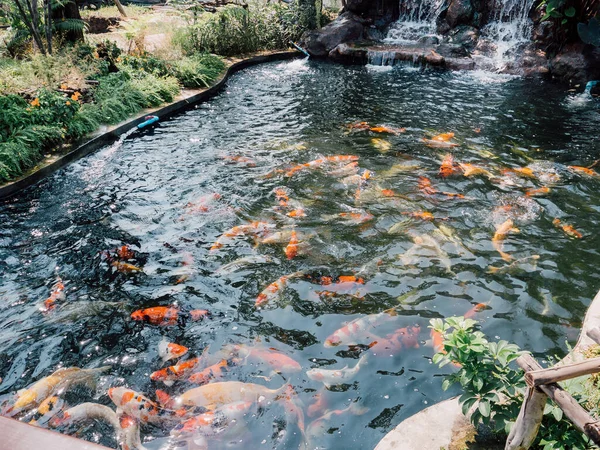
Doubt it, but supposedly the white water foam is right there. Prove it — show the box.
[367,50,397,66]
[385,0,444,43]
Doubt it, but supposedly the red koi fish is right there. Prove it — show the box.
[324,308,398,347]
[130,307,210,326]
[42,277,66,312]
[439,154,460,178]
[150,357,203,386]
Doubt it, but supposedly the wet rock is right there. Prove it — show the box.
[365,26,385,42]
[448,25,479,49]
[550,44,600,85]
[418,35,442,45]
[302,12,366,57]
[345,0,370,14]
[445,57,476,71]
[446,0,474,28]
[436,43,470,58]
[329,43,368,64]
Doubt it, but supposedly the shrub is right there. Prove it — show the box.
[171,54,226,88]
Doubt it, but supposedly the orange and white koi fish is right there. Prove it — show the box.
[439,154,460,178]
[324,308,398,347]
[346,121,371,131]
[492,219,520,262]
[108,387,182,425]
[188,359,234,385]
[184,193,222,215]
[130,307,210,326]
[158,338,188,363]
[307,393,328,418]
[119,414,146,450]
[225,344,302,374]
[525,186,550,197]
[273,187,290,206]
[260,230,296,245]
[176,382,289,409]
[487,255,540,275]
[306,403,368,444]
[553,218,583,239]
[307,354,367,388]
[42,277,66,312]
[336,210,375,225]
[112,261,143,273]
[287,208,306,218]
[503,167,535,179]
[402,211,437,221]
[50,402,119,430]
[9,367,109,414]
[151,357,204,386]
[459,163,494,179]
[221,155,256,167]
[370,125,406,135]
[330,162,359,177]
[432,132,455,142]
[171,401,254,438]
[210,221,275,252]
[568,165,600,178]
[285,231,299,260]
[422,138,459,148]
[255,271,304,308]
[368,326,421,355]
[464,302,488,319]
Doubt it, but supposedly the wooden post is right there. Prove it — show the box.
[505,386,547,450]
[525,357,600,387]
[517,354,600,445]
[587,327,600,345]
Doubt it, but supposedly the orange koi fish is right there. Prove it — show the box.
[347,121,371,131]
[525,186,550,197]
[155,390,175,409]
[418,176,437,195]
[459,163,494,179]
[368,326,421,356]
[324,308,398,348]
[108,387,183,425]
[158,338,188,363]
[503,167,535,179]
[287,208,306,218]
[432,132,455,142]
[422,138,459,148]
[492,219,520,262]
[177,382,288,409]
[464,302,488,319]
[255,271,303,308]
[307,393,329,418]
[210,221,275,252]
[553,218,583,239]
[370,125,406,135]
[130,307,210,326]
[285,158,326,177]
[274,187,289,206]
[184,193,221,215]
[111,261,143,273]
[221,155,256,167]
[439,154,460,178]
[227,344,302,374]
[151,357,203,385]
[172,401,254,437]
[285,231,299,260]
[117,245,136,260]
[188,359,233,385]
[324,155,360,164]
[431,329,444,354]
[338,210,374,225]
[568,165,600,178]
[402,211,439,221]
[42,277,66,312]
[380,189,396,197]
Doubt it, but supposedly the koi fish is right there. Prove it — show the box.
[29,395,65,427]
[274,187,289,206]
[439,154,460,178]
[422,138,459,148]
[42,277,66,312]
[210,221,275,252]
[553,218,583,239]
[9,366,109,414]
[213,255,278,277]
[379,164,421,178]
[260,229,296,245]
[184,193,222,215]
[380,189,396,197]
[487,255,540,275]
[459,163,494,179]
[464,303,488,319]
[188,359,234,385]
[418,176,437,195]
[158,338,188,363]
[285,231,299,260]
[108,387,183,425]
[492,219,520,262]
[568,165,600,178]
[176,382,288,409]
[221,155,256,167]
[130,307,210,326]
[402,211,437,221]
[324,308,398,347]
[50,402,119,430]
[336,210,375,225]
[174,251,194,285]
[368,325,421,355]
[119,414,147,450]
[431,329,444,354]
[370,125,405,135]
[306,354,367,388]
[372,138,392,153]
[225,344,302,374]
[400,234,454,274]
[432,132,455,141]
[112,261,143,273]
[330,162,359,177]
[306,403,368,444]
[347,121,371,131]
[151,357,204,386]
[255,271,304,308]
[307,393,328,418]
[171,401,254,438]
[117,245,136,260]
[525,186,550,197]
[324,155,360,164]
[503,167,535,179]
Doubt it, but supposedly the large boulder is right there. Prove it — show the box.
[446,0,474,28]
[550,43,600,85]
[448,25,479,50]
[302,12,366,57]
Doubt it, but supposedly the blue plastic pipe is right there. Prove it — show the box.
[585,81,599,94]
[290,41,310,58]
[137,115,159,129]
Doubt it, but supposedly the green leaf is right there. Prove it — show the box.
[441,378,452,391]
[478,400,491,418]
[564,6,575,17]
[552,406,563,422]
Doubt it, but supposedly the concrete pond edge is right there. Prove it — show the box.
[0,50,301,200]
[375,287,600,450]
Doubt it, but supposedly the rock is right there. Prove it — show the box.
[345,0,370,14]
[302,12,365,57]
[445,57,476,71]
[449,25,479,49]
[446,0,474,28]
[436,43,470,58]
[85,16,120,34]
[418,35,442,45]
[364,26,385,42]
[591,84,600,97]
[550,44,600,85]
[328,43,368,64]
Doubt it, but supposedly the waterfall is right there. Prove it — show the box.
[477,0,537,70]
[385,0,445,44]
[367,50,397,66]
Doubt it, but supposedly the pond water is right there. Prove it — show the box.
[0,58,599,449]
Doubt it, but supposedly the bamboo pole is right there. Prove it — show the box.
[587,327,600,345]
[505,386,547,450]
[525,357,600,387]
[517,354,600,445]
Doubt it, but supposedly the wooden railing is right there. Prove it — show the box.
[506,327,600,449]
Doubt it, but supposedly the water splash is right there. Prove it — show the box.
[477,0,536,71]
[385,0,444,43]
[367,50,397,66]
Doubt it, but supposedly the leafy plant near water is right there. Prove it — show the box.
[430,317,593,449]
[578,17,600,46]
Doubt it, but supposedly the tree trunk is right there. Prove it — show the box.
[113,0,127,18]
[13,0,46,54]
[52,0,84,43]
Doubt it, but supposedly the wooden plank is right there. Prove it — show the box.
[587,327,600,346]
[525,357,600,387]
[0,416,110,450]
[505,386,547,450]
[517,354,600,445]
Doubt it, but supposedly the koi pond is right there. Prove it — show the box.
[0,59,599,449]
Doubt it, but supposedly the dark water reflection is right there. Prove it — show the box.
[0,59,599,449]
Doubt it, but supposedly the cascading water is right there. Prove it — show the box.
[367,50,397,66]
[385,0,445,44]
[476,0,537,71]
